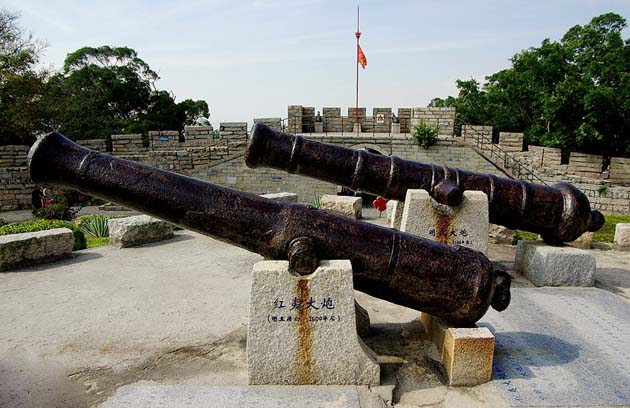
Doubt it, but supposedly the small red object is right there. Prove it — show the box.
[373,196,388,212]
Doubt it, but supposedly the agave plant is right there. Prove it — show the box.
[311,193,322,209]
[76,215,109,238]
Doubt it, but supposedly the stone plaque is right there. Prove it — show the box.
[247,260,379,385]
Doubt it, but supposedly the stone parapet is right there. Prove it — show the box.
[219,122,248,140]
[111,134,146,155]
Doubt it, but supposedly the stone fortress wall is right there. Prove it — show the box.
[1,105,629,215]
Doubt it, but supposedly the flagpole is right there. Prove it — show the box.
[355,4,360,132]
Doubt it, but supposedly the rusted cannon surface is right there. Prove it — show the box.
[246,124,604,244]
[28,131,511,326]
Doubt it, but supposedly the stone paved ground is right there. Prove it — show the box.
[0,211,628,407]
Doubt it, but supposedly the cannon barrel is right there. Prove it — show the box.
[246,124,605,244]
[28,131,511,326]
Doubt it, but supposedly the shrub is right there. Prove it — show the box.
[412,121,439,149]
[0,218,6,227]
[311,194,322,209]
[0,219,87,250]
[75,214,109,238]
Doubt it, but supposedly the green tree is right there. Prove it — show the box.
[50,46,158,140]
[434,13,630,157]
[178,98,209,125]
[0,9,48,145]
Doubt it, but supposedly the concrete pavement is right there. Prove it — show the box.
[0,221,629,407]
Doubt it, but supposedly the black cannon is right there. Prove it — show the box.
[246,124,605,244]
[28,131,511,326]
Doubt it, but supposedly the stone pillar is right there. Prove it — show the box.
[287,105,303,134]
[372,107,392,133]
[322,107,341,132]
[247,260,380,385]
[302,107,315,133]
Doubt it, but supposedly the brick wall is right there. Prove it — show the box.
[498,132,524,153]
[111,134,147,155]
[410,107,455,136]
[253,118,282,131]
[219,122,247,140]
[567,152,603,179]
[77,139,109,152]
[149,130,181,150]
[0,145,28,167]
[0,167,35,210]
[608,157,630,184]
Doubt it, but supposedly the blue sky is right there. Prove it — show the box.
[5,0,630,127]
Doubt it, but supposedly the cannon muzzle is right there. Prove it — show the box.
[28,131,511,326]
[246,124,604,244]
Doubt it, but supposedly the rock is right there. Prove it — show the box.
[320,195,362,219]
[570,232,593,249]
[489,224,515,245]
[108,215,174,248]
[515,240,595,287]
[400,190,489,254]
[0,228,74,271]
[247,260,379,385]
[261,192,298,203]
[614,223,630,251]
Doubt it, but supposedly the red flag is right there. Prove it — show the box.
[357,44,367,69]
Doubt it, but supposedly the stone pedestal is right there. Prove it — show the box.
[247,260,379,385]
[614,223,630,251]
[320,195,362,219]
[398,190,494,385]
[314,122,324,133]
[399,189,489,254]
[421,313,494,386]
[515,240,595,286]
[391,123,400,134]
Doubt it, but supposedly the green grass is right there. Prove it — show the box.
[86,236,110,248]
[515,230,539,242]
[593,214,630,243]
[515,214,630,244]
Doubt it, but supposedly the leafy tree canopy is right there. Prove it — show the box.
[0,9,47,145]
[0,12,210,145]
[431,13,630,157]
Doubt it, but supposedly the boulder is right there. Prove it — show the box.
[260,192,298,203]
[0,228,74,271]
[108,215,174,248]
[489,224,515,245]
[320,195,362,219]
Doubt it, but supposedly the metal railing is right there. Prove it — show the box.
[456,118,548,185]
